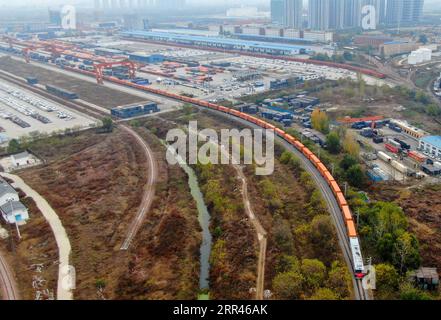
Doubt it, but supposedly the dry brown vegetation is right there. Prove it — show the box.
[370,183,441,271]
[116,127,200,300]
[142,108,352,299]
[0,195,58,300]
[17,128,200,299]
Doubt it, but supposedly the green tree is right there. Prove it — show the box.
[301,259,326,292]
[274,216,294,254]
[340,154,358,171]
[280,151,293,164]
[276,255,300,274]
[342,132,360,158]
[399,283,431,300]
[393,232,421,273]
[272,271,304,300]
[326,261,351,298]
[375,264,399,299]
[7,139,23,154]
[311,109,330,134]
[326,132,341,154]
[309,288,339,300]
[101,117,113,133]
[346,165,365,188]
[309,215,338,264]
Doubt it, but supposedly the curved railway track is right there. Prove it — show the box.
[0,58,368,299]
[199,108,369,300]
[0,251,18,300]
[119,125,157,251]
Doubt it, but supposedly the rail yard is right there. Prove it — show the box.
[0,12,440,304]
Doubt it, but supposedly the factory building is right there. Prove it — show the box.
[419,136,441,159]
[121,31,313,56]
[380,41,419,57]
[390,119,429,139]
[111,101,159,119]
[354,35,394,48]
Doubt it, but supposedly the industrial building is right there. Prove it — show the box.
[390,119,429,139]
[353,35,394,48]
[408,48,432,65]
[111,101,159,119]
[419,136,441,159]
[121,31,313,56]
[380,41,419,57]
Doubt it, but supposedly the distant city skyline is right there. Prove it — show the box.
[0,0,440,8]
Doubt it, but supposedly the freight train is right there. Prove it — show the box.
[63,65,366,278]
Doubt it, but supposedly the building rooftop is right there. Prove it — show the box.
[0,201,26,215]
[11,151,30,161]
[121,30,313,53]
[112,100,156,110]
[0,180,17,198]
[420,136,441,149]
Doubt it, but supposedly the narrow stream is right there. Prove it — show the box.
[162,141,212,299]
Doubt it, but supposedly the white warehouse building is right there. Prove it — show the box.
[419,136,441,159]
[408,48,432,65]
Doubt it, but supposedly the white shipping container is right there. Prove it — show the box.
[391,160,408,174]
[378,151,392,163]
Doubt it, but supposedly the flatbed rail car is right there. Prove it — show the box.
[62,64,366,278]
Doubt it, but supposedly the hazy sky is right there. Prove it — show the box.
[0,0,439,9]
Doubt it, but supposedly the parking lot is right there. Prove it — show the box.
[0,80,98,142]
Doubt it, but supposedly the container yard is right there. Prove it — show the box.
[0,79,98,140]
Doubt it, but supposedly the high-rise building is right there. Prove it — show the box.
[271,0,285,25]
[386,0,424,25]
[329,0,345,30]
[48,9,62,26]
[157,0,186,10]
[309,0,330,30]
[284,0,303,29]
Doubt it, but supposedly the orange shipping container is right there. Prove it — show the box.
[310,155,320,167]
[347,220,357,237]
[324,171,334,184]
[336,191,348,208]
[330,181,341,195]
[341,205,353,221]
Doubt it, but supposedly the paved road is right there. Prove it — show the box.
[1,173,73,300]
[0,250,19,300]
[119,125,158,250]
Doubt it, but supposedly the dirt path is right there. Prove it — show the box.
[157,116,268,299]
[0,250,19,300]
[234,163,267,300]
[198,133,268,300]
[119,125,158,250]
[1,172,73,300]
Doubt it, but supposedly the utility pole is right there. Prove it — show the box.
[331,163,335,176]
[344,182,348,197]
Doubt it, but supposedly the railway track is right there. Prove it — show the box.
[0,251,18,300]
[119,125,157,251]
[0,58,368,299]
[0,71,109,120]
